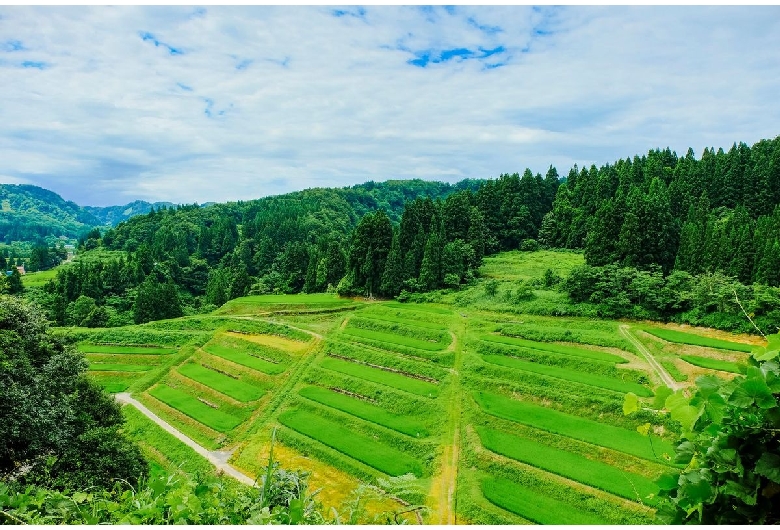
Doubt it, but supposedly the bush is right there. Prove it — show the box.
[519,239,540,252]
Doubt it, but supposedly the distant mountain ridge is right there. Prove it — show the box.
[0,183,175,242]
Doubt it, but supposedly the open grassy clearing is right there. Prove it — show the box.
[480,475,608,525]
[320,357,439,397]
[277,409,424,477]
[491,316,634,351]
[20,268,59,288]
[479,333,626,363]
[203,343,287,375]
[680,355,744,374]
[481,354,652,396]
[178,363,267,402]
[223,331,307,353]
[342,327,446,352]
[298,386,429,438]
[479,250,585,281]
[355,308,450,331]
[88,363,153,372]
[474,391,675,463]
[89,373,137,393]
[383,301,453,315]
[349,315,450,343]
[476,426,659,505]
[77,344,178,354]
[217,293,358,315]
[148,384,244,432]
[642,327,755,352]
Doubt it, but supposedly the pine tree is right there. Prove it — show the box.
[380,231,403,297]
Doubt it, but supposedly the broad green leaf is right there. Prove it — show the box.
[656,472,680,491]
[652,386,673,409]
[732,375,777,409]
[723,480,757,506]
[755,453,780,482]
[674,441,695,465]
[636,422,651,436]
[623,392,639,415]
[680,471,713,503]
[666,390,703,433]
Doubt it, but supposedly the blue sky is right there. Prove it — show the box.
[1,5,779,206]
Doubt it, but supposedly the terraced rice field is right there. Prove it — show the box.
[680,355,744,374]
[319,357,439,397]
[278,409,424,477]
[78,344,178,355]
[203,343,287,375]
[479,334,626,363]
[178,363,267,402]
[149,384,244,432]
[642,328,754,352]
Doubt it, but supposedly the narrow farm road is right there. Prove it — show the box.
[115,393,256,486]
[618,325,682,391]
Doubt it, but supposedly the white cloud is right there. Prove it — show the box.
[0,6,779,205]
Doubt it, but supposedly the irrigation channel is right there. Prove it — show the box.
[618,325,683,391]
[115,393,256,486]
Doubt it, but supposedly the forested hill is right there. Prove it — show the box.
[0,184,101,242]
[84,200,176,227]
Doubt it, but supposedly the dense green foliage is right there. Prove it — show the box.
[148,384,244,432]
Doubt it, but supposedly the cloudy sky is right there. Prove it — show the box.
[1,5,779,206]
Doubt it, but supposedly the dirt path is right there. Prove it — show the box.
[115,393,256,486]
[619,325,682,391]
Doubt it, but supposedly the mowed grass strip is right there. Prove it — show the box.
[383,302,452,315]
[342,327,445,352]
[481,354,652,397]
[320,357,439,397]
[299,386,429,438]
[278,409,423,477]
[642,328,754,352]
[680,355,744,374]
[178,363,267,402]
[480,334,626,364]
[78,344,178,355]
[204,344,287,375]
[474,391,676,463]
[481,476,608,525]
[88,363,152,372]
[148,384,243,432]
[476,427,659,505]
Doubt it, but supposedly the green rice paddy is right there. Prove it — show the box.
[477,427,659,505]
[474,391,676,463]
[342,327,447,351]
[149,384,243,432]
[78,344,178,355]
[680,355,744,374]
[204,344,287,375]
[88,363,152,372]
[298,386,429,437]
[319,357,439,397]
[481,354,652,396]
[278,409,424,477]
[178,363,267,402]
[642,328,754,352]
[479,334,626,364]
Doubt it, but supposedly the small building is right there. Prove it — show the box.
[15,264,25,275]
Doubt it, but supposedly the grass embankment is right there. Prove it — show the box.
[78,344,178,355]
[204,344,287,375]
[298,386,429,438]
[680,355,744,374]
[342,327,447,352]
[149,384,243,432]
[474,391,675,463]
[476,427,659,505]
[479,334,626,364]
[481,355,652,396]
[88,363,152,372]
[178,363,267,402]
[642,328,754,352]
[479,250,585,281]
[480,476,608,525]
[278,409,424,477]
[320,357,439,398]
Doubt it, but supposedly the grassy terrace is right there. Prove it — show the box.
[477,427,659,505]
[298,386,429,437]
[203,344,287,375]
[481,354,652,396]
[481,476,607,525]
[680,355,744,374]
[178,363,267,402]
[148,384,244,432]
[474,391,676,463]
[278,409,424,477]
[78,344,178,355]
[88,363,152,372]
[342,327,447,352]
[479,334,626,364]
[642,328,755,352]
[320,357,439,397]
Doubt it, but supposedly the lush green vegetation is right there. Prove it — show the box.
[480,476,608,525]
[474,391,675,463]
[178,363,267,402]
[203,343,287,375]
[481,354,652,396]
[88,363,152,372]
[476,426,659,505]
[319,357,439,397]
[278,409,424,477]
[642,328,754,352]
[298,386,429,438]
[679,355,744,374]
[342,327,446,352]
[479,333,626,363]
[78,344,178,355]
[148,384,243,432]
